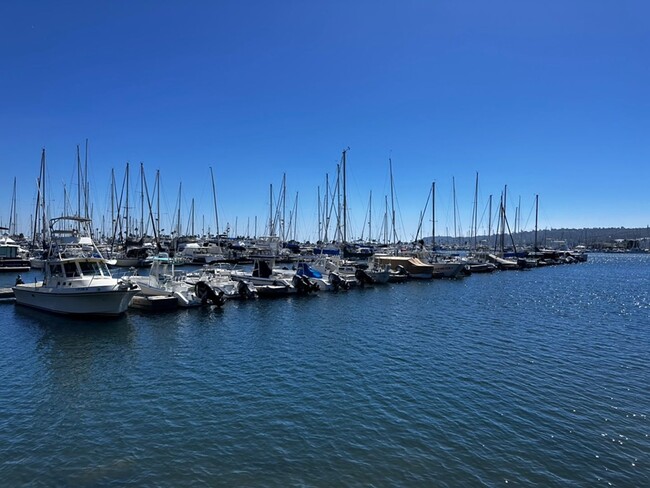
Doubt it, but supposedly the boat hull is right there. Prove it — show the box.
[12,283,139,316]
[431,262,466,278]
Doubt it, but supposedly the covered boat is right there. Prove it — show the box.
[373,255,434,279]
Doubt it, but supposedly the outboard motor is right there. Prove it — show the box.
[237,280,257,299]
[292,275,318,294]
[195,281,226,307]
[330,272,349,291]
[355,268,374,287]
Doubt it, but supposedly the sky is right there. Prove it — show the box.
[1,0,648,242]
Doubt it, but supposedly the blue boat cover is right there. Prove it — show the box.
[296,262,322,279]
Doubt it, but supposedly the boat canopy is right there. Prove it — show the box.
[296,262,322,279]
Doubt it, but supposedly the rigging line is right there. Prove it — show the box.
[522,196,536,232]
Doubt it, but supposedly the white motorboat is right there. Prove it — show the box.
[185,264,257,300]
[295,262,350,291]
[130,253,225,307]
[230,259,318,297]
[12,216,140,317]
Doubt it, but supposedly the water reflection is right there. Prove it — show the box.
[14,305,136,398]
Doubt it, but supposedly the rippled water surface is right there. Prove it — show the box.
[1,254,648,486]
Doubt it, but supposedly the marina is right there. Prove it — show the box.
[0,252,647,486]
[2,2,648,486]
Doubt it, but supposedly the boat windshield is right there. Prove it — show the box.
[49,264,65,278]
[0,246,18,258]
[63,262,79,277]
[79,260,109,277]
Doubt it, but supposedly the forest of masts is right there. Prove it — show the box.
[3,146,545,251]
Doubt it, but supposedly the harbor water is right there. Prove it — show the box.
[0,253,648,486]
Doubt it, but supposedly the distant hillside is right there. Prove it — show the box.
[429,227,650,247]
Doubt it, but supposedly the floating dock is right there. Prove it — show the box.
[0,287,15,302]
[129,295,178,312]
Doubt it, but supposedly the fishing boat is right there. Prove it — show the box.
[12,216,140,317]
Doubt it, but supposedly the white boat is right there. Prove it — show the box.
[486,253,522,270]
[308,255,358,288]
[179,241,226,264]
[0,230,31,272]
[295,262,350,291]
[428,258,467,278]
[354,260,391,285]
[12,216,140,317]
[129,253,224,307]
[230,259,318,297]
[185,264,257,300]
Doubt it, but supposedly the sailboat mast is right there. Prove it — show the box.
[500,186,508,254]
[191,198,195,236]
[324,173,329,242]
[111,169,115,242]
[452,176,457,242]
[140,163,145,237]
[32,172,42,248]
[84,139,89,220]
[293,191,298,241]
[156,170,160,238]
[342,148,348,243]
[431,181,436,250]
[473,172,479,251]
[534,194,539,251]
[488,194,493,240]
[281,173,286,241]
[76,145,82,232]
[317,186,322,242]
[389,158,397,245]
[9,177,17,235]
[176,182,182,237]
[269,183,274,236]
[368,190,372,244]
[335,163,341,242]
[125,162,130,238]
[210,166,220,238]
[384,195,389,245]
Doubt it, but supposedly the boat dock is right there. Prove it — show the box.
[0,288,15,302]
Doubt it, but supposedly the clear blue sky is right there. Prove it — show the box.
[1,1,648,241]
